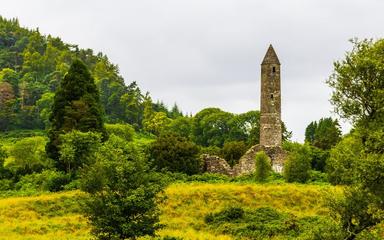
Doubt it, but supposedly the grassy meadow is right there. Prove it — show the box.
[0,183,340,240]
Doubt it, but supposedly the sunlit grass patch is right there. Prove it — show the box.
[0,190,90,240]
[157,182,341,239]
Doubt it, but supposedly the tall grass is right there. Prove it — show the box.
[156,183,341,239]
[0,190,90,240]
[0,182,342,240]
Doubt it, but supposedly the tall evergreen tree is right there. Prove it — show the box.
[46,59,107,167]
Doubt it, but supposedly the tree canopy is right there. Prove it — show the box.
[46,60,107,165]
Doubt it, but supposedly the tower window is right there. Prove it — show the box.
[272,67,276,73]
[271,94,274,99]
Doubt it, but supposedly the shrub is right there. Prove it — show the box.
[149,133,201,175]
[105,123,134,141]
[254,151,272,182]
[310,146,329,172]
[0,179,13,191]
[308,170,328,184]
[200,145,221,156]
[205,207,295,239]
[6,136,52,176]
[188,173,230,183]
[283,143,312,183]
[15,170,71,192]
[0,144,11,179]
[220,141,247,167]
[58,130,101,173]
[326,134,363,185]
[205,207,245,223]
[326,186,379,239]
[205,206,345,239]
[81,140,166,240]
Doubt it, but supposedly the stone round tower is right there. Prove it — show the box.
[260,44,282,148]
[202,44,286,175]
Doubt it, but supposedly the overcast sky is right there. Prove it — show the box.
[3,0,384,141]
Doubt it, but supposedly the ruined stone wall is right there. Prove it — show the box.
[202,144,286,177]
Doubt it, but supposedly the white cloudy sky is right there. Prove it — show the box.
[3,0,384,141]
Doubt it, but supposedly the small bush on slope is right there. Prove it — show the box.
[204,206,345,239]
[283,143,312,183]
[81,135,166,240]
[254,151,272,182]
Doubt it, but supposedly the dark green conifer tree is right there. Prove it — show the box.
[46,59,107,169]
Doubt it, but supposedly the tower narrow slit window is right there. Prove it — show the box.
[272,66,276,73]
[271,94,274,99]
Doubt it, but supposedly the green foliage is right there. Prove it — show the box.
[254,151,272,182]
[80,138,166,240]
[326,134,363,185]
[309,146,329,172]
[6,136,51,175]
[149,133,201,175]
[192,108,239,147]
[58,130,102,173]
[355,223,384,240]
[219,141,247,167]
[15,169,71,192]
[0,144,10,179]
[308,170,329,184]
[200,145,221,156]
[46,59,107,162]
[327,39,384,123]
[186,173,230,183]
[229,110,261,145]
[305,117,342,150]
[205,207,245,223]
[283,143,312,183]
[326,38,384,238]
[204,206,330,239]
[165,116,192,139]
[105,123,134,141]
[35,92,54,129]
[326,186,380,239]
[0,179,13,191]
[144,111,171,136]
[0,17,180,134]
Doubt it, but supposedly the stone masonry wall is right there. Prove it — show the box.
[202,144,286,177]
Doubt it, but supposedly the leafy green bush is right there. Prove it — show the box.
[58,130,101,173]
[6,136,52,176]
[0,179,13,191]
[105,123,134,141]
[219,141,247,167]
[200,145,221,156]
[205,206,344,239]
[326,134,363,185]
[205,207,244,223]
[205,207,294,239]
[0,144,11,179]
[283,143,312,183]
[188,173,230,183]
[308,170,329,184]
[254,151,272,182]
[149,133,201,175]
[295,217,345,240]
[310,146,329,172]
[326,186,379,239]
[81,139,166,239]
[15,170,71,192]
[355,222,384,240]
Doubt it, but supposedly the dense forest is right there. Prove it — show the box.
[0,16,383,240]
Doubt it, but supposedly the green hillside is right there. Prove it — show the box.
[0,16,180,132]
[0,183,343,240]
